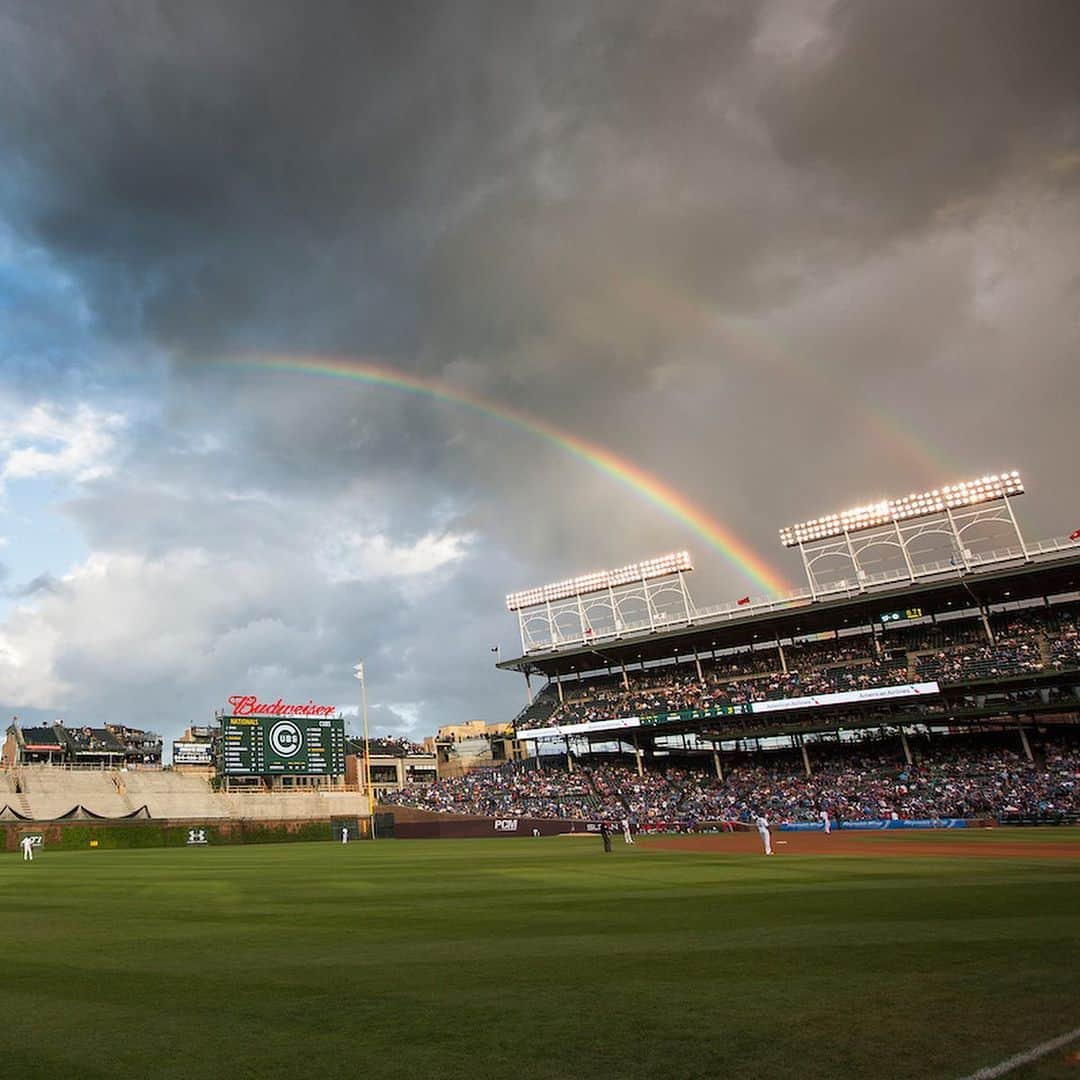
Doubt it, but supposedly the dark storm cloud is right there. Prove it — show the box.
[0,1,569,353]
[0,2,764,358]
[759,0,1080,238]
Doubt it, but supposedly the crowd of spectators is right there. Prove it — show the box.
[381,734,1079,825]
[349,735,429,757]
[516,606,1080,734]
[380,765,605,819]
[1049,609,1080,670]
[915,614,1048,683]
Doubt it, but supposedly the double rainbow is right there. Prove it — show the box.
[224,354,792,595]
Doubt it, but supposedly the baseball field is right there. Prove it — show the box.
[2,829,1078,1079]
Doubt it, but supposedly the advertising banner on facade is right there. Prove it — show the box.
[173,742,213,765]
[749,682,940,715]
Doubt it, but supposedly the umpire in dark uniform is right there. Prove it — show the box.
[600,821,612,853]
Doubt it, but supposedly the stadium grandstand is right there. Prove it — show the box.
[384,473,1080,830]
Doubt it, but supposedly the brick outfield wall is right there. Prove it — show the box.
[379,805,603,839]
[378,807,998,839]
[1,816,360,851]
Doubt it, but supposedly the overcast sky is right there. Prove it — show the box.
[0,1,1077,750]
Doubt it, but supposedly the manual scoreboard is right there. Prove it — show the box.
[220,715,347,776]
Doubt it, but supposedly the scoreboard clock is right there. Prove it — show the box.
[880,607,923,624]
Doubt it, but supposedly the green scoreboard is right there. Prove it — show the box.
[220,715,347,776]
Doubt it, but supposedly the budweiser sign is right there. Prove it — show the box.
[227,695,337,718]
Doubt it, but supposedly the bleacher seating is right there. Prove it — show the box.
[0,767,369,821]
[383,732,1080,824]
[516,605,1080,733]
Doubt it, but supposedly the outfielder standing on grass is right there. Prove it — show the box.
[20,835,34,862]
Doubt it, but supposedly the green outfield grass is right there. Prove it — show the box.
[2,830,1079,1080]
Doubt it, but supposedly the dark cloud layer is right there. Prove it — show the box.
[0,1,1077,741]
[762,1,1080,235]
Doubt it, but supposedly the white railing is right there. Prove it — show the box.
[2,761,164,772]
[523,534,1080,654]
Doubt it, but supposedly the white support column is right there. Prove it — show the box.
[800,738,811,778]
[524,671,533,705]
[799,542,817,600]
[555,672,564,704]
[607,584,620,636]
[712,747,723,780]
[577,591,589,645]
[620,660,630,691]
[632,732,644,777]
[677,570,694,624]
[843,529,862,591]
[545,599,556,647]
[945,507,971,570]
[894,520,917,581]
[642,572,656,632]
[693,646,703,681]
[777,639,788,674]
[566,737,573,772]
[1002,495,1030,561]
[517,610,528,655]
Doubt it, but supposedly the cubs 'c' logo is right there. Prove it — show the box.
[269,720,303,757]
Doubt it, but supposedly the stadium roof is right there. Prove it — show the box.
[498,548,1080,679]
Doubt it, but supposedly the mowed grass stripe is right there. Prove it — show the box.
[1,836,1078,1080]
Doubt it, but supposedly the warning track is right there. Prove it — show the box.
[644,830,1080,859]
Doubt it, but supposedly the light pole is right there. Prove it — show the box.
[352,661,375,839]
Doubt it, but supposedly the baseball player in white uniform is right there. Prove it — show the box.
[621,817,634,845]
[20,836,34,861]
[820,809,831,835]
[755,814,772,855]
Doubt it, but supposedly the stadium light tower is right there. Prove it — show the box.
[778,472,1028,598]
[352,662,375,839]
[504,551,696,656]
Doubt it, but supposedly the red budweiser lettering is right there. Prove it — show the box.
[228,695,337,718]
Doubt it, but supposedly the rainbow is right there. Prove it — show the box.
[223,354,792,595]
[586,272,962,482]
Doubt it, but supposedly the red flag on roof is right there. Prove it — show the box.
[736,596,751,606]
[1071,528,1080,541]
